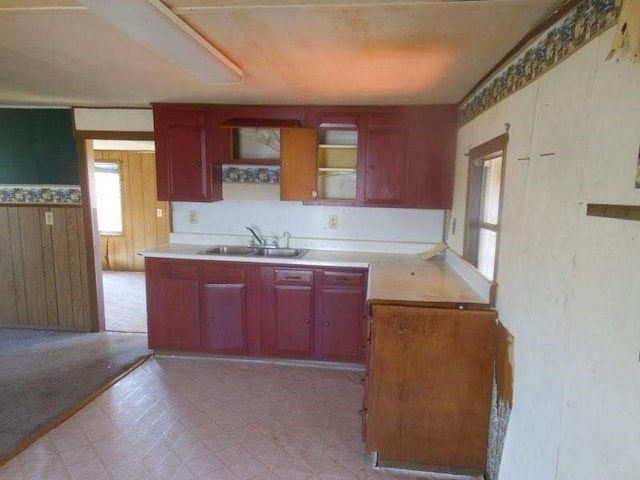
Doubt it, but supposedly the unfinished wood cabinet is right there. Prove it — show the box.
[280,128,318,201]
[365,305,496,475]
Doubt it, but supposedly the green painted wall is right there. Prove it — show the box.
[0,109,78,185]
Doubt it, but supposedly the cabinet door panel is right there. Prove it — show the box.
[166,123,208,200]
[146,260,200,351]
[366,305,496,473]
[319,288,365,362]
[273,285,314,356]
[363,130,406,205]
[153,107,217,202]
[280,128,318,201]
[202,283,246,353]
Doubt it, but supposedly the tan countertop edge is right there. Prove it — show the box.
[366,252,495,309]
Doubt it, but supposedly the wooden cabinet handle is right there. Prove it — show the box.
[285,276,302,280]
[325,321,330,327]
[209,315,215,323]
[311,190,318,198]
[304,319,311,324]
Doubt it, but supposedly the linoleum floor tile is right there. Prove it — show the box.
[3,357,482,480]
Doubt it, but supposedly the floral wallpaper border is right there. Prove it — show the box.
[0,185,82,204]
[222,166,280,184]
[459,0,621,126]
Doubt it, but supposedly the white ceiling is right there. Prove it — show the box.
[0,0,564,107]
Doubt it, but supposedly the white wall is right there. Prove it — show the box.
[173,200,445,246]
[449,29,640,480]
[73,108,153,132]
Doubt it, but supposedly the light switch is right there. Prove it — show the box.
[328,214,338,229]
[157,208,163,218]
[188,210,198,224]
[45,212,54,226]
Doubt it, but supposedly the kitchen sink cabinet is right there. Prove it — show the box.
[145,259,200,351]
[200,265,247,354]
[265,268,315,357]
[365,304,496,474]
[272,285,315,356]
[316,270,368,362]
[145,258,368,363]
[153,106,221,202]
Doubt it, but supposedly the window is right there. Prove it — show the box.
[464,134,508,281]
[94,162,123,235]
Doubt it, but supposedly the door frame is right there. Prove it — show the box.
[75,129,154,332]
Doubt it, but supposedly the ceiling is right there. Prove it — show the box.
[0,0,565,107]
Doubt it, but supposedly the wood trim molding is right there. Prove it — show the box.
[74,130,154,140]
[586,204,640,221]
[468,133,509,160]
[76,139,104,332]
[463,134,509,283]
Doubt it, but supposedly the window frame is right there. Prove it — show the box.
[463,133,508,281]
[94,159,125,237]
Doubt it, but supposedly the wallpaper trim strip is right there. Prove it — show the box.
[459,0,621,126]
[222,166,280,184]
[0,185,82,204]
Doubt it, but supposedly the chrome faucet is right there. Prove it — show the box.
[281,231,291,248]
[244,225,266,246]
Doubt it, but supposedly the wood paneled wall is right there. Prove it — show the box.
[95,150,169,272]
[0,206,92,330]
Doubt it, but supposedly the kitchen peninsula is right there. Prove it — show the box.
[142,242,496,476]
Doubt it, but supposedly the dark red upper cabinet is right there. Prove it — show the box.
[362,129,407,206]
[404,106,458,209]
[153,106,220,202]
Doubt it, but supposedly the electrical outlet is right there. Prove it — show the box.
[328,214,338,229]
[188,210,198,224]
[156,208,163,218]
[45,212,54,226]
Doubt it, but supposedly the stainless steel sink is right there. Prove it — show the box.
[197,245,308,259]
[198,245,258,255]
[256,248,307,258]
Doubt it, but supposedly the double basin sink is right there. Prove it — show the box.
[197,245,308,259]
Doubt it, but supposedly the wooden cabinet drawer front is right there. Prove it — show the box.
[201,266,245,283]
[274,269,313,285]
[159,263,199,281]
[323,271,365,288]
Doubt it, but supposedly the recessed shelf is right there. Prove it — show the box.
[318,144,357,149]
[319,167,356,172]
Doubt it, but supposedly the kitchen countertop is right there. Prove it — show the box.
[142,243,492,308]
[367,256,491,308]
[141,243,413,268]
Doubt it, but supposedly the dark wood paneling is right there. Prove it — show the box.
[0,206,92,330]
[0,207,18,325]
[96,150,170,272]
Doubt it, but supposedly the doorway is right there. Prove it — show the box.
[91,140,169,333]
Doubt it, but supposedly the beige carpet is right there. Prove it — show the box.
[0,328,150,464]
[102,271,147,333]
